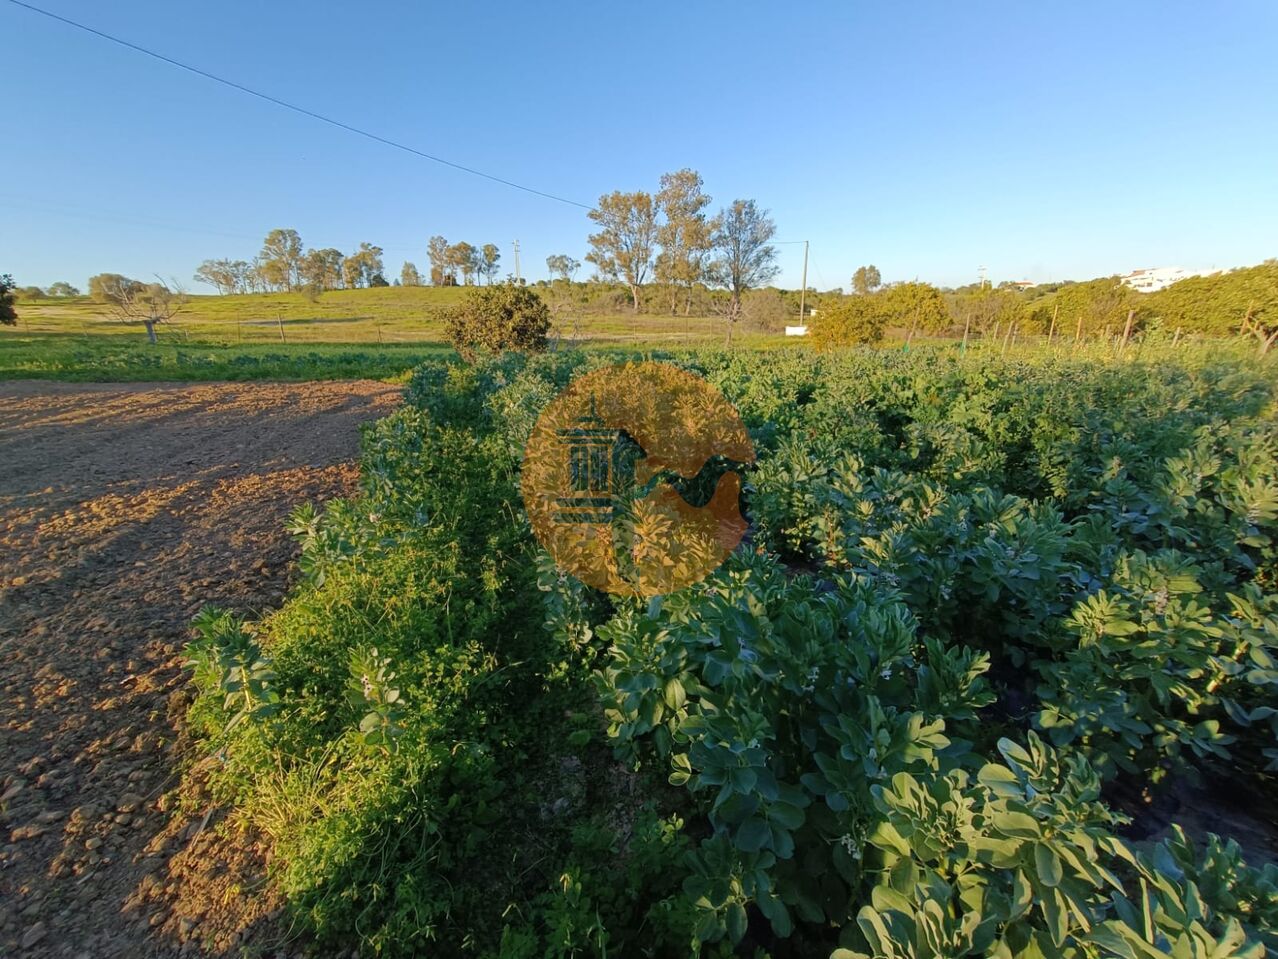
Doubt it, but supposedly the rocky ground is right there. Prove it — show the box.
[0,380,400,958]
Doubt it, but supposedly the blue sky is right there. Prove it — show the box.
[4,0,1277,292]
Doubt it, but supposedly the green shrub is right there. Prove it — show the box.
[445,283,552,361]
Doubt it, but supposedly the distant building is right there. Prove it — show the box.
[1008,280,1036,291]
[1121,266,1222,293]
[785,325,809,336]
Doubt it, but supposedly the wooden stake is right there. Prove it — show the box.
[1001,321,1014,356]
[1172,327,1182,347]
[277,311,286,343]
[1048,304,1058,344]
[962,314,971,353]
[1120,309,1135,355]
[1075,314,1083,345]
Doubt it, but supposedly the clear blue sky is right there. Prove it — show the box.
[5,0,1277,292]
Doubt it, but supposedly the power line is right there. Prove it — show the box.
[6,0,593,211]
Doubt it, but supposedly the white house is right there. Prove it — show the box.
[1120,266,1221,293]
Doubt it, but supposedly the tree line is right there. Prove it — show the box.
[193,229,390,294]
[810,259,1278,353]
[575,169,780,324]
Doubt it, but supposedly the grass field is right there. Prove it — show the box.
[0,287,796,380]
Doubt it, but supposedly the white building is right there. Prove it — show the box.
[1121,266,1221,293]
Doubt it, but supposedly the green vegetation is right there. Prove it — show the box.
[445,283,552,360]
[180,344,1278,957]
[0,334,448,382]
[0,274,16,326]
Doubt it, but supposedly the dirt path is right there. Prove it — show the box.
[0,381,401,957]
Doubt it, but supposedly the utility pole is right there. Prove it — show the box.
[978,265,988,290]
[512,240,521,283]
[798,240,809,326]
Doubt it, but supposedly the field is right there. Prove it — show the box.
[0,380,400,955]
[2,340,1276,958]
[2,288,762,382]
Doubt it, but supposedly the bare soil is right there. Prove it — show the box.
[0,380,400,958]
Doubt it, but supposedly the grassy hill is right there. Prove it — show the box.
[1,286,791,381]
[7,286,729,345]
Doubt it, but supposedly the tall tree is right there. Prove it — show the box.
[301,249,346,291]
[708,199,780,339]
[655,169,715,315]
[46,281,80,297]
[852,265,882,295]
[342,243,385,289]
[586,190,658,312]
[400,261,422,286]
[545,254,580,282]
[0,274,17,326]
[427,235,450,285]
[447,242,478,285]
[259,228,304,291]
[194,258,239,294]
[480,244,501,284]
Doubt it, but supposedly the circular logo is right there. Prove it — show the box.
[522,361,755,597]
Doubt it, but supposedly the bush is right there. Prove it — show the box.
[445,283,552,361]
[809,295,886,347]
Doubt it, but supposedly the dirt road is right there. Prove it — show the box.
[0,380,400,957]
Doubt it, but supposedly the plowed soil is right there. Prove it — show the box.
[0,380,400,958]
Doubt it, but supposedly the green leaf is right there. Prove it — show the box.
[992,810,1041,840]
[726,902,747,943]
[736,817,771,853]
[664,677,687,710]
[769,801,806,830]
[1035,845,1063,887]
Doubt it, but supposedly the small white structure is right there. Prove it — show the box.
[785,325,809,336]
[1121,267,1221,293]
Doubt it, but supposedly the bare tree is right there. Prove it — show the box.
[101,276,187,343]
[708,199,780,342]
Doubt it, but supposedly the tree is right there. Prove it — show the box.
[194,258,240,294]
[89,273,144,302]
[545,254,580,282]
[342,243,385,289]
[47,281,80,297]
[586,190,659,312]
[445,283,551,361]
[302,249,346,291]
[852,265,882,295]
[259,228,304,291]
[400,261,422,286]
[427,235,450,285]
[1025,276,1136,336]
[0,274,17,326]
[1145,260,1278,338]
[16,286,45,300]
[880,281,950,335]
[809,296,886,348]
[98,276,186,344]
[947,286,1023,336]
[480,244,501,284]
[447,242,478,285]
[655,169,715,315]
[708,199,780,341]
